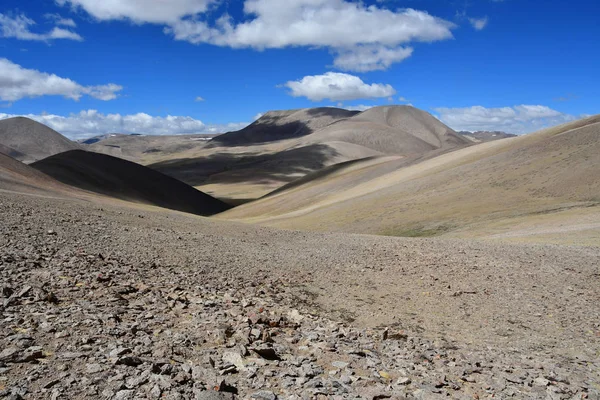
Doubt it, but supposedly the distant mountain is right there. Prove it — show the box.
[32,150,231,216]
[458,130,516,142]
[209,107,359,146]
[0,117,82,163]
[77,133,131,145]
[150,105,473,202]
[83,133,220,162]
[220,114,600,238]
[298,105,470,154]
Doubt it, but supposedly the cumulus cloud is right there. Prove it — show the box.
[434,105,580,134]
[0,58,122,102]
[469,17,488,30]
[195,96,205,102]
[332,45,413,72]
[0,13,83,41]
[0,110,249,139]
[342,104,376,112]
[58,0,455,71]
[284,72,396,102]
[56,0,215,24]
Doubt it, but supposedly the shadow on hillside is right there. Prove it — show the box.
[149,144,341,187]
[305,108,360,118]
[208,119,313,148]
[208,108,359,148]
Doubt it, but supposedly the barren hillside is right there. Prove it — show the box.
[32,150,231,216]
[0,117,81,163]
[148,106,470,202]
[220,115,600,244]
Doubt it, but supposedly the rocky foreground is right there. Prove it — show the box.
[0,191,599,399]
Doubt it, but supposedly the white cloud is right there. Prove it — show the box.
[56,0,215,24]
[195,96,205,102]
[469,17,488,30]
[253,112,264,121]
[434,105,580,134]
[0,110,249,139]
[284,72,396,102]
[58,0,455,72]
[0,58,122,102]
[0,13,83,41]
[343,104,375,112]
[45,13,77,28]
[332,45,413,72]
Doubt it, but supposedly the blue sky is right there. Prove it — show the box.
[0,0,598,138]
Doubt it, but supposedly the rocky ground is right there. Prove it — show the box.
[1,190,599,399]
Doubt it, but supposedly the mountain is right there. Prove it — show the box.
[84,133,219,162]
[209,107,359,146]
[458,130,517,142]
[219,115,600,244]
[148,106,471,202]
[77,133,133,145]
[0,143,26,160]
[0,117,81,163]
[297,105,470,154]
[32,150,231,216]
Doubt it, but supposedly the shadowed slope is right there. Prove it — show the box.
[220,115,600,244]
[150,106,470,201]
[0,117,81,163]
[32,150,231,216]
[0,152,94,198]
[209,107,359,146]
[0,143,26,160]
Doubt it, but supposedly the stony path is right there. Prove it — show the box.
[1,192,599,399]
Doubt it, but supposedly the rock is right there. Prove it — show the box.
[20,346,44,362]
[251,346,281,361]
[195,392,234,400]
[397,377,411,385]
[116,356,143,367]
[114,390,135,400]
[219,365,237,375]
[250,390,278,400]
[332,361,349,369]
[86,363,104,373]
[222,351,246,371]
[43,379,60,389]
[110,347,132,357]
[533,377,550,387]
[0,347,20,363]
[287,309,303,324]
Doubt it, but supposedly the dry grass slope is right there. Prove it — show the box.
[146,106,469,201]
[220,115,600,245]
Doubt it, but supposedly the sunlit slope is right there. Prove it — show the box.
[0,153,73,196]
[148,106,469,201]
[220,115,600,243]
[0,117,82,163]
[298,105,469,154]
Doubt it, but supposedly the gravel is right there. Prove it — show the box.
[0,190,599,399]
